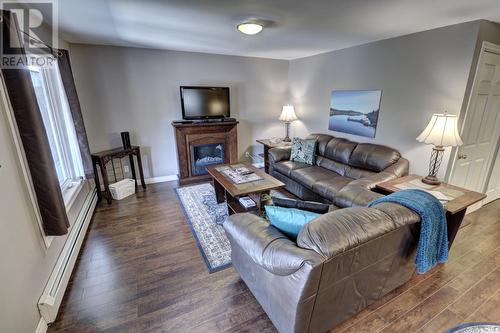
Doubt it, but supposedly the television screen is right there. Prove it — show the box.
[180,86,230,119]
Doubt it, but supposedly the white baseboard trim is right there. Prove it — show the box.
[38,188,98,324]
[142,174,178,185]
[35,317,48,333]
[99,174,178,191]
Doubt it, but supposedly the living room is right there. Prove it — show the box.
[1,1,499,333]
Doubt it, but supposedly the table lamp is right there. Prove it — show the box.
[279,104,297,142]
[416,112,463,185]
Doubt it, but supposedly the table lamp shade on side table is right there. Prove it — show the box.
[417,112,463,185]
[279,105,297,142]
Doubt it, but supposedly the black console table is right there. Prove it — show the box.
[91,146,146,204]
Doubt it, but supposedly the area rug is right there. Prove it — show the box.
[444,323,500,333]
[176,182,285,273]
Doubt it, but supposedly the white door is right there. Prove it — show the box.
[485,150,500,203]
[449,49,500,194]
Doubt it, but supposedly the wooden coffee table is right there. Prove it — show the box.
[376,175,486,250]
[206,163,285,215]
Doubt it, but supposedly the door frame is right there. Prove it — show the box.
[446,41,500,197]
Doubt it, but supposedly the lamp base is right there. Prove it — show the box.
[422,175,441,186]
[422,145,445,186]
[282,122,292,142]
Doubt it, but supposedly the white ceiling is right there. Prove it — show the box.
[46,0,500,60]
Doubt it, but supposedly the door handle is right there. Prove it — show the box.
[457,154,467,160]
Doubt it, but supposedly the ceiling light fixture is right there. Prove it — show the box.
[237,22,263,35]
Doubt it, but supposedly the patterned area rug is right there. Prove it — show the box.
[445,323,500,333]
[176,182,285,273]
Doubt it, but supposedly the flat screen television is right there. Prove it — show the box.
[180,86,230,120]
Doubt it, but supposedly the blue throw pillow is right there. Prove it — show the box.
[265,205,321,239]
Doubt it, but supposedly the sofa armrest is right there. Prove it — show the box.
[268,147,291,163]
[223,213,324,276]
[384,157,409,177]
[297,204,419,258]
[334,158,409,208]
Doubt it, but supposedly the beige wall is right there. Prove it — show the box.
[68,45,290,178]
[288,21,480,178]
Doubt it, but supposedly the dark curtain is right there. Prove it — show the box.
[1,10,69,235]
[57,49,93,178]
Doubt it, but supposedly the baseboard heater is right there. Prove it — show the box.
[38,188,97,324]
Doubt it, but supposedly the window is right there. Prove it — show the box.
[29,62,84,207]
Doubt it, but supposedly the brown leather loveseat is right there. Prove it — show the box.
[224,202,420,333]
[223,134,418,332]
[269,133,409,208]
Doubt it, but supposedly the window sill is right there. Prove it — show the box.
[63,179,84,212]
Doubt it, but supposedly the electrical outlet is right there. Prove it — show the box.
[123,165,129,173]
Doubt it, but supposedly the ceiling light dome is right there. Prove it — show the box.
[237,22,263,35]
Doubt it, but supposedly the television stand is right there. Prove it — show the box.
[193,119,222,123]
[175,117,237,124]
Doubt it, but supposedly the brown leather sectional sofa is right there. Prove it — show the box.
[223,134,420,333]
[269,133,409,208]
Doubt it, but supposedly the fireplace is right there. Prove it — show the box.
[172,121,238,185]
[192,143,225,175]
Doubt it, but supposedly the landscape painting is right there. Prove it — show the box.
[328,90,382,138]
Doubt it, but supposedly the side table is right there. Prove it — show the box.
[256,138,292,173]
[91,146,147,204]
[376,175,486,250]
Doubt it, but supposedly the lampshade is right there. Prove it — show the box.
[279,105,298,122]
[416,113,463,147]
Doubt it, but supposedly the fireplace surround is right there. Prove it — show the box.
[172,121,238,185]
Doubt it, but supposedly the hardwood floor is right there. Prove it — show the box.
[48,181,500,333]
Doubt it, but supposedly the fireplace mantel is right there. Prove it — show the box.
[172,121,238,185]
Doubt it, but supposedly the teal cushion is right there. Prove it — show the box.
[265,205,321,239]
[290,137,317,165]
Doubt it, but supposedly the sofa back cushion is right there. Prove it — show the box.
[306,133,335,156]
[323,138,357,164]
[316,156,348,176]
[344,166,376,179]
[304,133,401,175]
[348,143,401,172]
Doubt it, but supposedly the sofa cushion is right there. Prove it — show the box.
[323,138,357,164]
[348,143,401,172]
[274,160,309,177]
[312,177,353,201]
[290,166,338,189]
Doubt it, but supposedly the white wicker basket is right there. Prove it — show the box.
[109,178,136,200]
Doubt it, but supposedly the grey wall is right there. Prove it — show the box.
[288,21,480,178]
[69,22,488,180]
[69,45,290,179]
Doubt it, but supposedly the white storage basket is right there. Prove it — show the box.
[109,178,136,200]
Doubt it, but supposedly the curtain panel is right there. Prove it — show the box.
[57,49,93,178]
[1,10,69,235]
